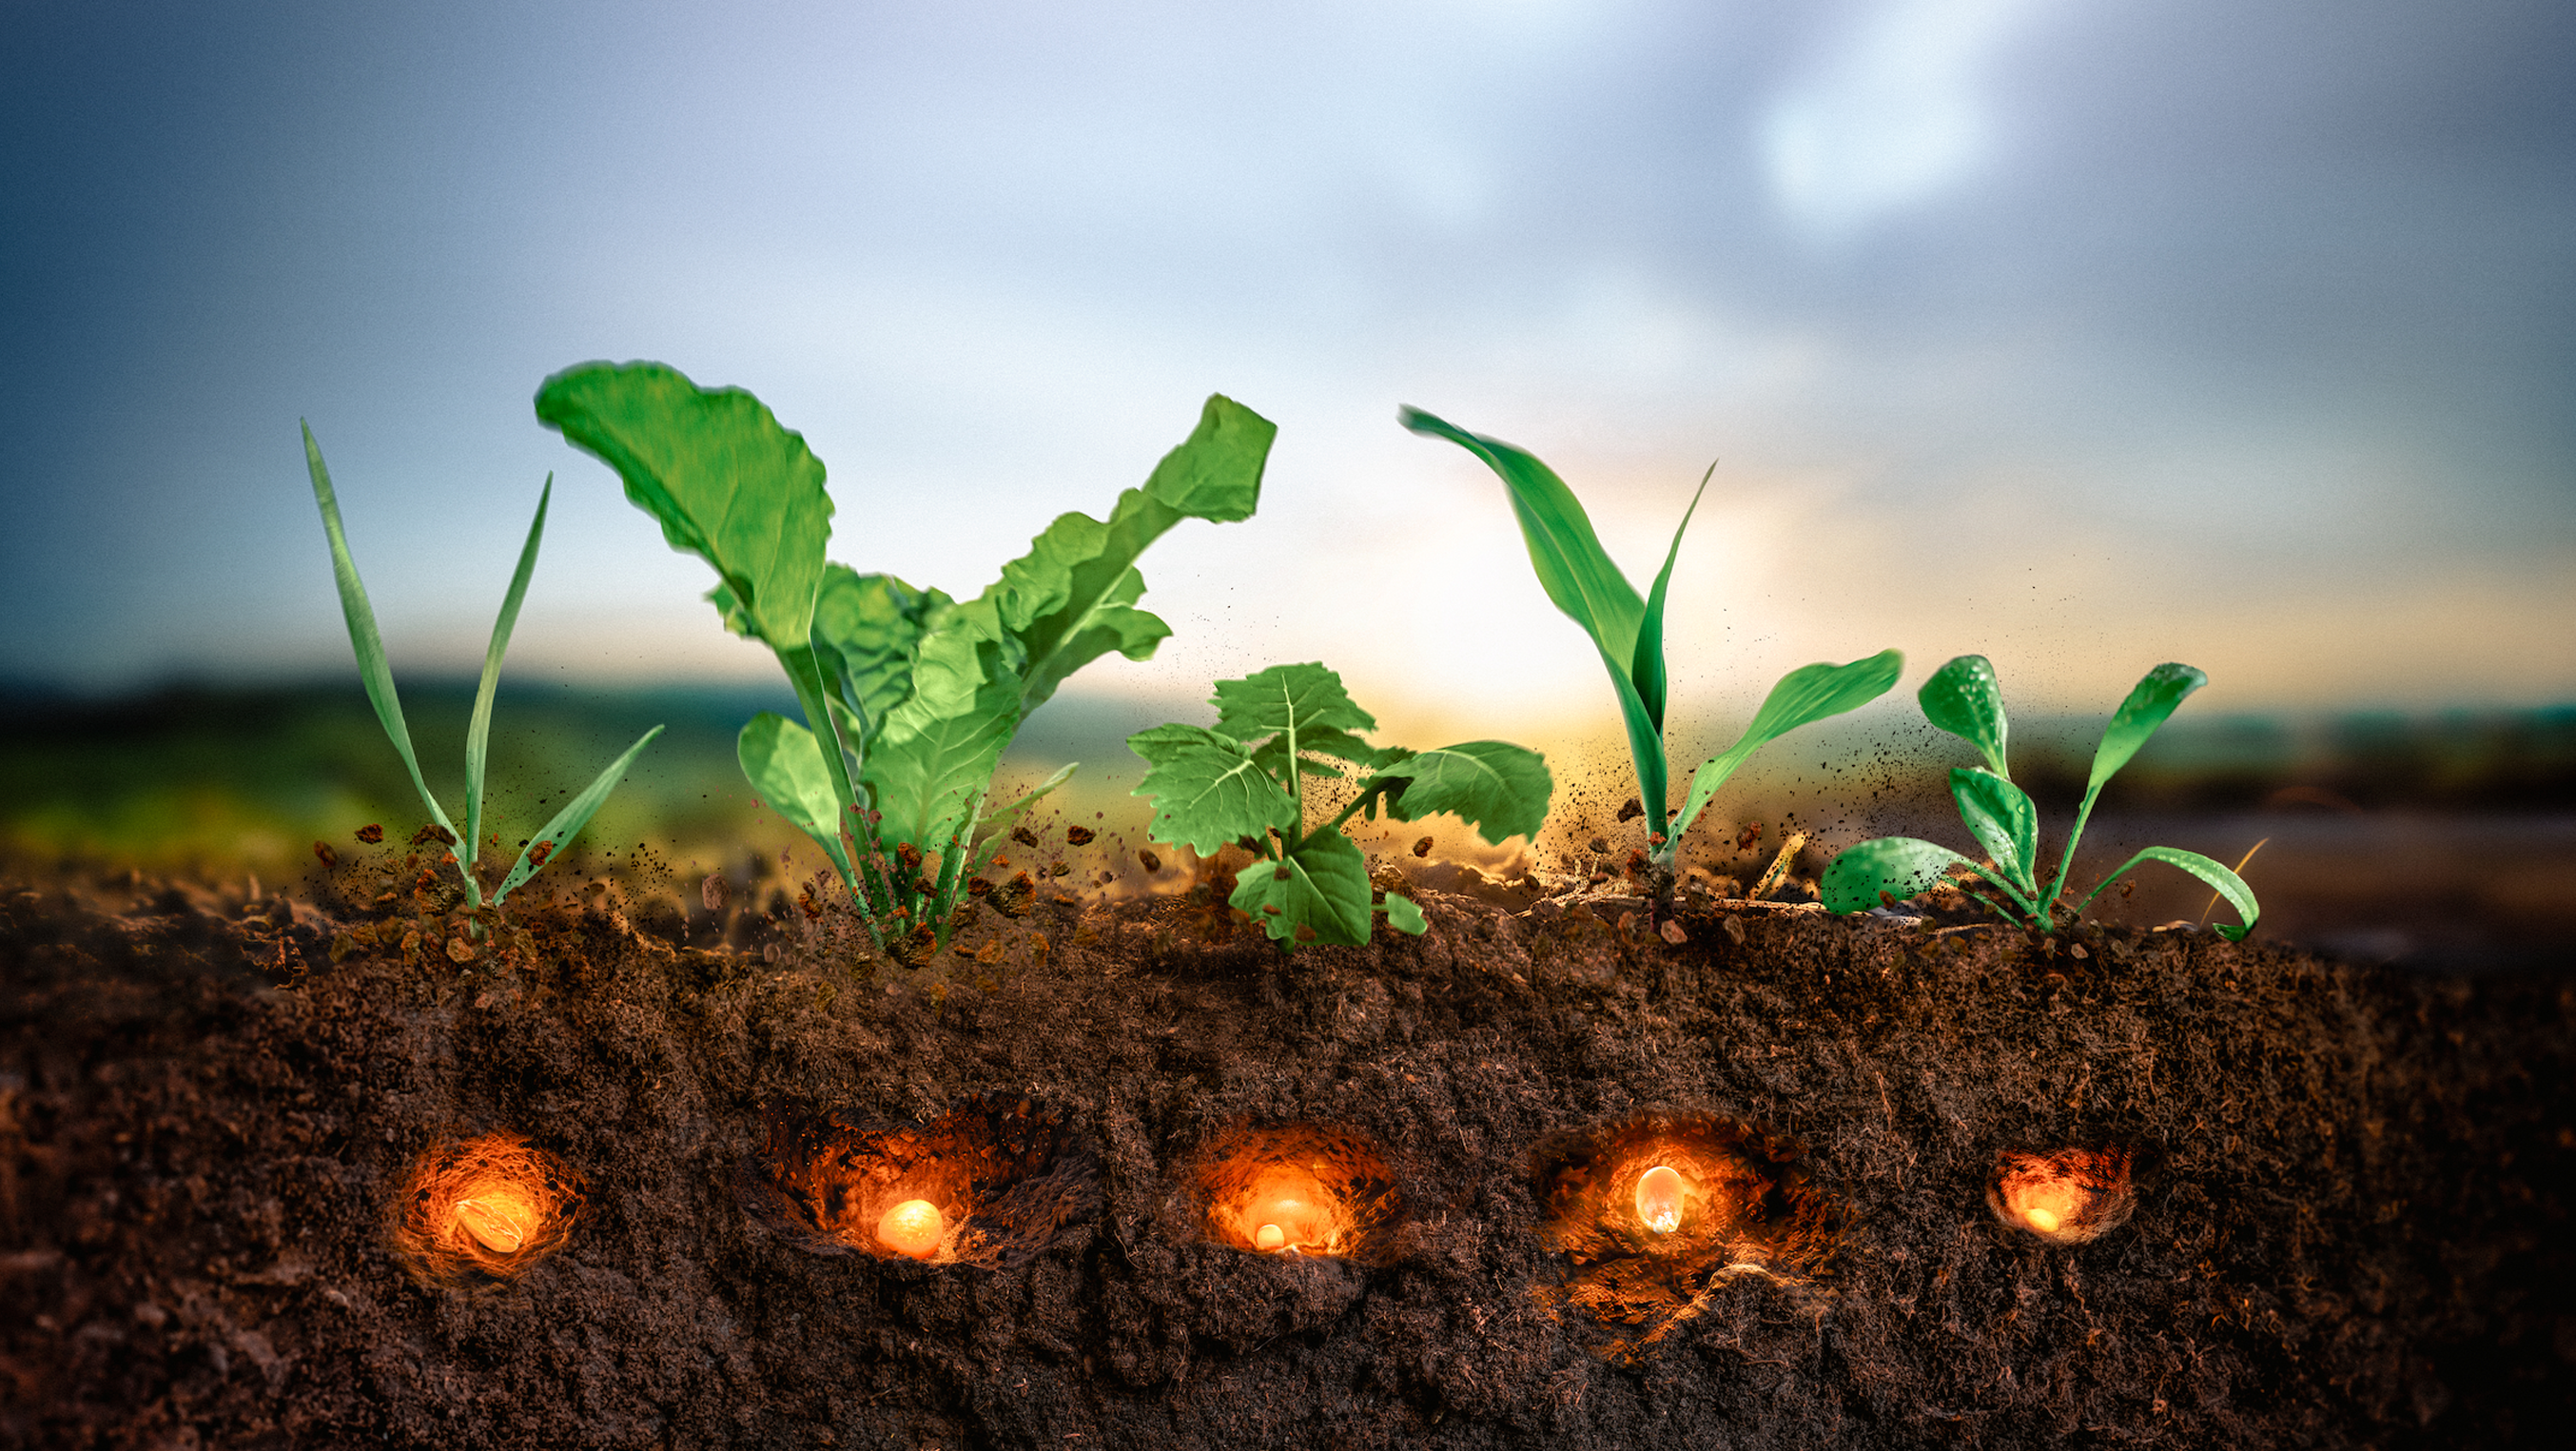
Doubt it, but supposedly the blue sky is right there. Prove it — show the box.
[3,0,2569,747]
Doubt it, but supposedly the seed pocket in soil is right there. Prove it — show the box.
[393,1131,586,1287]
[1532,1112,1840,1344]
[1987,1144,2138,1245]
[755,1094,1098,1267]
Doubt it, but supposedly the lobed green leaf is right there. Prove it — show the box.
[1364,740,1553,845]
[1229,830,1375,946]
[1130,724,1298,854]
[1211,661,1376,743]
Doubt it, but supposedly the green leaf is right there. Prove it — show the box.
[1130,724,1298,854]
[464,476,553,876]
[1820,837,1983,914]
[1379,891,1428,935]
[860,627,1024,856]
[964,394,1273,714]
[1229,831,1374,947]
[1631,462,1713,737]
[807,566,954,749]
[1404,408,1672,823]
[2089,663,2207,796]
[2077,845,2259,941]
[1670,650,1903,849]
[1948,767,2039,896]
[1364,740,1553,845]
[535,361,832,652]
[492,724,664,903]
[735,713,853,881]
[301,422,460,852]
[1919,655,2010,779]
[1210,662,1376,743]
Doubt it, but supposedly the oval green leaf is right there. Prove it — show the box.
[1820,836,1981,914]
[1919,655,2009,778]
[2089,662,2207,794]
[1948,767,2039,896]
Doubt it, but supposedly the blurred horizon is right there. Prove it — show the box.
[3,0,2571,722]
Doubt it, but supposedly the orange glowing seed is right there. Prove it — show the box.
[1636,1165,1686,1234]
[454,1188,534,1254]
[1254,1223,1285,1251]
[876,1199,944,1259]
[2017,1178,2083,1235]
[2026,1206,2062,1233]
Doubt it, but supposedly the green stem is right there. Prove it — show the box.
[2039,786,2107,933]
[780,643,890,948]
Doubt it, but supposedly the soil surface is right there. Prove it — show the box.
[2,841,2569,1449]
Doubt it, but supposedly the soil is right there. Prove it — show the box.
[1,837,2569,1450]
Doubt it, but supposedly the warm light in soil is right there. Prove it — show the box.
[396,1132,582,1285]
[1990,1147,2135,1244]
[1254,1223,1286,1252]
[1635,1165,1686,1233]
[453,1183,537,1253]
[876,1199,945,1259]
[1197,1124,1399,1259]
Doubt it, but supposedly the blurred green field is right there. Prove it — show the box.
[5,678,2571,892]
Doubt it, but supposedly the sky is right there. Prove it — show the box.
[3,0,2570,754]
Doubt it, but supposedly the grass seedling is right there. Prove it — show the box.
[302,424,662,912]
[1819,655,2260,939]
[537,363,1273,956]
[1131,662,1551,948]
[1401,409,1901,903]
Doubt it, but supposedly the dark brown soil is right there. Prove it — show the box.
[1,848,2569,1449]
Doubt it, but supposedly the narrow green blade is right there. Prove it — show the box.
[1630,462,1713,738]
[1670,650,1903,848]
[492,724,663,902]
[1948,767,2039,897]
[970,761,1078,877]
[302,422,459,848]
[1919,655,2010,779]
[465,476,552,874]
[2089,663,2207,795]
[2078,845,2258,941]
[1820,836,1982,913]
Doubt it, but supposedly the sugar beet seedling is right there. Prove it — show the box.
[537,362,1273,956]
[302,424,662,912]
[1402,409,1901,905]
[1819,655,2260,939]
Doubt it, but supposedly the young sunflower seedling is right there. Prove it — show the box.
[537,363,1272,957]
[1131,662,1551,948]
[302,424,662,912]
[1819,655,2260,939]
[1401,409,1900,905]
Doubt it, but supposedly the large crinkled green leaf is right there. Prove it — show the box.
[2078,845,2259,941]
[806,565,953,748]
[1920,655,2010,779]
[1211,661,1376,743]
[860,627,1023,855]
[962,394,1273,714]
[1671,650,1903,847]
[2089,663,2206,795]
[1949,767,2039,896]
[1820,836,1981,913]
[736,712,853,881]
[1229,830,1375,946]
[535,361,832,652]
[1365,740,1553,845]
[1130,723,1298,853]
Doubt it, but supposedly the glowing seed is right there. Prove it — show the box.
[1255,1224,1285,1251]
[1636,1165,1686,1234]
[876,1199,945,1259]
[2026,1206,2062,1233]
[453,1186,535,1254]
